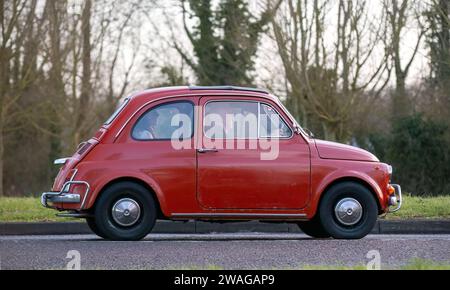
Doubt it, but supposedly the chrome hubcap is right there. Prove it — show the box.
[334,198,363,226]
[112,198,141,227]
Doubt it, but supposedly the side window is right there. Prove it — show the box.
[203,101,292,139]
[132,101,194,141]
[204,101,259,139]
[259,103,292,138]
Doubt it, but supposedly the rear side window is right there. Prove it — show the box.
[132,101,194,141]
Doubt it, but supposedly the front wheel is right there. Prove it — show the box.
[319,182,378,239]
[94,182,157,241]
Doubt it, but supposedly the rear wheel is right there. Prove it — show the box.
[297,216,331,239]
[319,182,378,239]
[94,182,157,241]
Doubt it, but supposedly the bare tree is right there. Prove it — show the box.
[0,0,42,196]
[271,0,390,141]
[383,0,425,118]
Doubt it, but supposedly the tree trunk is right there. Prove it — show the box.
[0,44,11,197]
[393,72,410,119]
[0,122,3,197]
[75,0,92,147]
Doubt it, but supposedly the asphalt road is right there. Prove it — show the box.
[1,234,450,270]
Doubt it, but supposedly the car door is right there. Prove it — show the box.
[121,98,198,213]
[196,96,311,210]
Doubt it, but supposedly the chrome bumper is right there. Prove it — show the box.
[41,181,90,209]
[388,184,402,213]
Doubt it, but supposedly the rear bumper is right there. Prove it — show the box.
[41,181,90,209]
[41,193,80,204]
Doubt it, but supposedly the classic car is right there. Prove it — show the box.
[41,86,402,240]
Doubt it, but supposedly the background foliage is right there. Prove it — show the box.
[0,0,449,197]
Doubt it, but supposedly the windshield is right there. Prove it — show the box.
[104,98,130,125]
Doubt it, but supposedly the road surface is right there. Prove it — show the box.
[1,234,450,270]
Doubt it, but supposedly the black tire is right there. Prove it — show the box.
[85,217,108,239]
[94,182,157,241]
[319,182,378,239]
[297,216,331,239]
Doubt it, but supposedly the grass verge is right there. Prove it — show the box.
[0,197,75,222]
[387,195,450,220]
[301,259,450,270]
[163,259,450,270]
[1,195,450,222]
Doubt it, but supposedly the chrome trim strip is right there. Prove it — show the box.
[104,97,130,125]
[197,148,219,154]
[189,85,269,94]
[54,158,70,165]
[171,213,307,218]
[56,212,94,218]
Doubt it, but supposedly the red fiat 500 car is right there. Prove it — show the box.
[41,86,402,240]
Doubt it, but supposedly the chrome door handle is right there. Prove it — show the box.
[197,148,219,154]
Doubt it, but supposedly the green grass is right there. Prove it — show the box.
[151,259,450,270]
[0,197,75,222]
[1,195,450,222]
[387,195,450,220]
[400,258,450,270]
[300,259,450,270]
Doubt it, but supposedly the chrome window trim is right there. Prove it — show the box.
[258,103,294,139]
[114,92,276,140]
[272,96,311,140]
[130,100,195,142]
[104,97,130,125]
[202,99,294,140]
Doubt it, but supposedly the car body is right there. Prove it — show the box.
[41,86,402,240]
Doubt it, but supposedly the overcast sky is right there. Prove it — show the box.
[113,0,430,97]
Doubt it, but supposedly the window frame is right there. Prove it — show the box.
[131,100,195,142]
[202,100,293,140]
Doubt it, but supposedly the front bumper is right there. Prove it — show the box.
[388,184,402,213]
[41,181,90,209]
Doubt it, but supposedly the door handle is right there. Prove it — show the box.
[197,148,219,154]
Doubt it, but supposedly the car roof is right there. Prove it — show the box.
[129,86,276,103]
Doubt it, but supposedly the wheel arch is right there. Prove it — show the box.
[315,176,383,217]
[89,176,167,219]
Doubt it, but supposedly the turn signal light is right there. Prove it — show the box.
[388,185,395,195]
